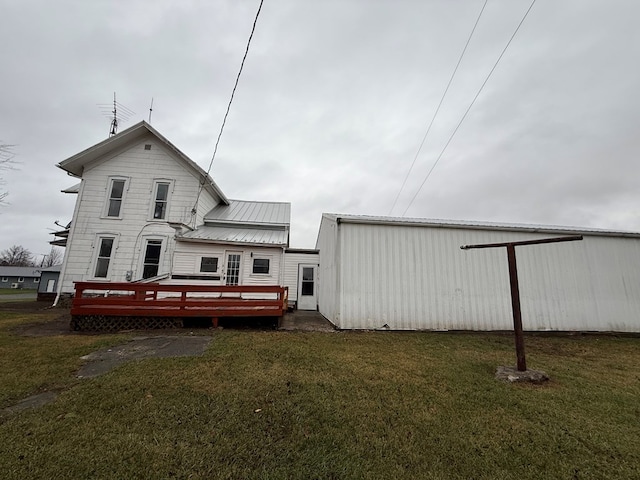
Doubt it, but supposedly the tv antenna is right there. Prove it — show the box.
[148,97,154,123]
[97,92,135,137]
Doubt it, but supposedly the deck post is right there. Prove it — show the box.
[212,317,219,328]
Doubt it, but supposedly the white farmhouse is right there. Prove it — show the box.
[55,121,296,303]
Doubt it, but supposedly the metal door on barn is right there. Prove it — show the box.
[297,264,317,310]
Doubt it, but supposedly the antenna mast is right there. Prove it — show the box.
[148,97,154,123]
[97,93,135,137]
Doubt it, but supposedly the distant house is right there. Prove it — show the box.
[55,121,297,304]
[0,266,41,290]
[37,264,62,301]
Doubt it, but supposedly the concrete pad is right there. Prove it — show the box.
[279,310,336,332]
[495,365,549,384]
[77,336,213,378]
[2,391,58,417]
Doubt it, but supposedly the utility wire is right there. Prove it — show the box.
[193,0,264,213]
[401,0,537,217]
[388,0,488,215]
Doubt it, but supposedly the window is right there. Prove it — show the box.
[17,277,24,283]
[34,278,40,283]
[301,267,314,296]
[106,178,127,217]
[1,277,7,282]
[142,240,163,279]
[152,181,171,220]
[200,257,219,273]
[252,258,270,275]
[94,237,115,278]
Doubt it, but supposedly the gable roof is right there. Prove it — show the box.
[204,200,290,227]
[0,266,42,277]
[321,213,640,239]
[57,121,229,205]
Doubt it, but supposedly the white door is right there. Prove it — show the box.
[225,252,242,286]
[297,264,317,310]
[46,279,56,292]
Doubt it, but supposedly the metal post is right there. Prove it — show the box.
[506,244,526,371]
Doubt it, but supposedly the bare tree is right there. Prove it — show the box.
[41,246,63,267]
[0,245,34,266]
[0,143,16,203]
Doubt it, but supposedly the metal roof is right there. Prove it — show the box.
[322,213,640,238]
[61,183,80,193]
[0,266,42,277]
[204,200,290,227]
[178,225,288,247]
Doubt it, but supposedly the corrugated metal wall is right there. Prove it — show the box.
[320,220,640,332]
[317,216,341,327]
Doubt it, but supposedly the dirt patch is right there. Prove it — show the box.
[77,336,213,378]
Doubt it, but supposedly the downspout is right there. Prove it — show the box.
[335,217,342,327]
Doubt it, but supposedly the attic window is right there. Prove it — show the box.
[144,144,152,150]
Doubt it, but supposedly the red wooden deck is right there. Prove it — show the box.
[71,282,288,323]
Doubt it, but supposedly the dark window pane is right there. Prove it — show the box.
[156,183,169,201]
[154,201,166,219]
[142,240,162,279]
[99,238,114,257]
[253,258,270,274]
[108,199,121,217]
[301,281,314,296]
[302,267,314,281]
[95,258,109,278]
[200,257,218,272]
[111,180,125,199]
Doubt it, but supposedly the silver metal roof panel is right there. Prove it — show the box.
[204,200,291,226]
[178,225,288,246]
[322,213,640,238]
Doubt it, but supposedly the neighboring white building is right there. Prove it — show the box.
[316,214,640,332]
[55,121,291,300]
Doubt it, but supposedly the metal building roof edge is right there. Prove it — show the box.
[321,213,640,238]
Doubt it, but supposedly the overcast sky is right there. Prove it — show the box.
[1,0,639,262]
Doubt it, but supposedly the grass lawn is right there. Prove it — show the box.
[0,288,36,295]
[0,306,639,479]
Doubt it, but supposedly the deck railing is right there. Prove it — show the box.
[71,282,288,319]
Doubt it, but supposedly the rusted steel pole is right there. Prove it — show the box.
[506,244,526,371]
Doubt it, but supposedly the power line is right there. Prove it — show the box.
[388,0,488,215]
[193,0,265,213]
[401,0,537,217]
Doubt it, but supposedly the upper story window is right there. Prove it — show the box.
[252,258,270,275]
[151,180,173,220]
[94,236,115,278]
[104,177,128,218]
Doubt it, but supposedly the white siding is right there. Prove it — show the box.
[170,241,283,288]
[59,135,220,293]
[319,219,640,332]
[283,251,320,304]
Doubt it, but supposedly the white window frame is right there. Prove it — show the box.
[1,277,7,282]
[138,236,166,280]
[102,176,130,219]
[199,256,219,274]
[251,256,272,276]
[149,179,174,221]
[17,277,24,283]
[91,234,119,280]
[34,278,40,283]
